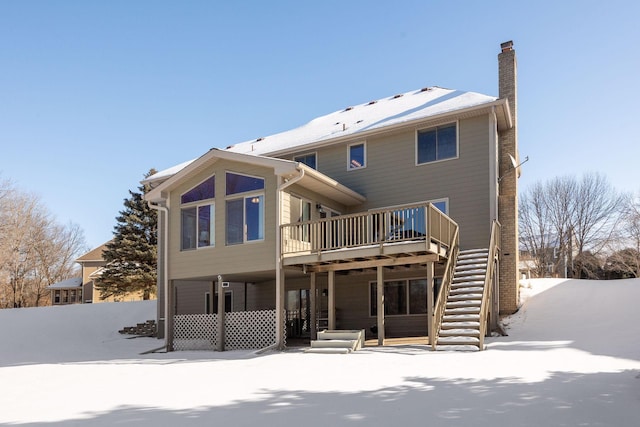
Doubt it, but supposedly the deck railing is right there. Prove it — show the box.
[281,202,458,256]
[430,226,460,350]
[478,220,501,350]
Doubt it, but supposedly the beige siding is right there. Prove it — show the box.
[168,160,278,280]
[174,280,247,314]
[296,115,492,249]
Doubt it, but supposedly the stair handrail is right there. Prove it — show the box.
[478,220,501,350]
[430,224,459,350]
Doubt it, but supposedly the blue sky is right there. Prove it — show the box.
[1,1,639,249]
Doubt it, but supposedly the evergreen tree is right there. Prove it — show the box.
[96,169,158,300]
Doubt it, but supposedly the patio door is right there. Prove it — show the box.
[286,289,311,338]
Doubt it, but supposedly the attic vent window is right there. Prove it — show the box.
[256,137,264,142]
[344,106,353,111]
[367,100,377,106]
[392,94,404,99]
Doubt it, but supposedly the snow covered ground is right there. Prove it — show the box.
[1,278,639,426]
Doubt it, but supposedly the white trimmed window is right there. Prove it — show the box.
[293,152,317,169]
[225,172,265,245]
[180,176,215,251]
[348,142,366,170]
[416,122,458,164]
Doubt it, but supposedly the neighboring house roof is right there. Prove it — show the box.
[47,277,83,289]
[76,242,110,263]
[145,149,366,206]
[144,86,511,188]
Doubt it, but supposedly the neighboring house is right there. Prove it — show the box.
[48,277,84,305]
[519,233,576,279]
[48,242,153,305]
[144,41,521,351]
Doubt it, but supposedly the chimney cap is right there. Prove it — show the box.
[501,40,514,52]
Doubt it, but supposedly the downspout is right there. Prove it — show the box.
[148,200,170,351]
[275,167,305,349]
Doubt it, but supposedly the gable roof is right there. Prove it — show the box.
[145,149,366,206]
[76,242,110,263]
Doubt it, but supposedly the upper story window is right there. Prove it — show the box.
[226,172,265,245]
[181,176,215,204]
[416,123,458,164]
[181,176,215,251]
[348,142,366,170]
[293,152,317,169]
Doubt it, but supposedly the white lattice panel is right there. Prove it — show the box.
[226,310,277,350]
[173,314,217,351]
[173,310,285,351]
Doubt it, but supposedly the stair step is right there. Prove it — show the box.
[453,275,485,283]
[458,250,488,259]
[310,339,357,349]
[447,300,481,308]
[439,329,480,337]
[450,287,484,295]
[305,347,352,354]
[445,307,481,314]
[443,314,480,322]
[454,270,487,277]
[441,321,481,328]
[448,293,482,301]
[438,336,480,344]
[455,264,487,271]
[435,345,481,352]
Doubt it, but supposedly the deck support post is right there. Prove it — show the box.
[217,275,225,352]
[310,272,317,340]
[426,263,434,346]
[167,280,175,351]
[276,266,285,349]
[328,271,335,330]
[377,265,385,346]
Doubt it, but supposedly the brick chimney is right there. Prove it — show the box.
[497,40,520,315]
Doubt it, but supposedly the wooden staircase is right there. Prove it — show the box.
[436,248,489,351]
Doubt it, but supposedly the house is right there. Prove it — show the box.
[144,41,521,351]
[48,242,153,305]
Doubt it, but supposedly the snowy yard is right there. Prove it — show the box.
[1,278,639,426]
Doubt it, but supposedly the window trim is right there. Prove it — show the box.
[347,141,367,170]
[293,152,318,169]
[428,197,449,215]
[415,121,459,166]
[180,175,215,204]
[180,202,215,251]
[225,171,266,245]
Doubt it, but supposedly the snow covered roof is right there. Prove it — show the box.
[146,86,509,186]
[226,86,503,156]
[47,277,82,289]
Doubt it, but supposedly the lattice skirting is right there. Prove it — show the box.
[173,310,285,351]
